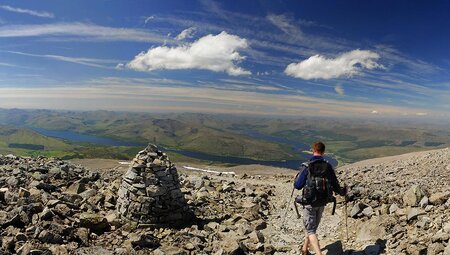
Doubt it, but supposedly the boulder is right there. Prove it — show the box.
[356,217,387,242]
[419,196,429,208]
[130,233,160,249]
[429,192,450,205]
[428,242,445,255]
[362,206,374,217]
[406,207,423,222]
[66,181,86,194]
[444,240,450,255]
[389,203,399,214]
[444,221,450,233]
[79,213,110,233]
[38,230,63,244]
[403,185,425,206]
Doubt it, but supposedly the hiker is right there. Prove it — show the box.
[294,141,347,255]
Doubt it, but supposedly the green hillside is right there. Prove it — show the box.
[0,110,297,161]
[0,109,448,164]
[0,125,77,158]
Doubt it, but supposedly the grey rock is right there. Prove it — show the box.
[444,221,450,233]
[66,181,86,194]
[419,196,429,208]
[38,230,63,244]
[429,192,450,205]
[356,217,387,242]
[432,231,450,242]
[428,242,445,255]
[389,203,399,214]
[403,185,425,206]
[74,227,90,246]
[79,213,110,233]
[130,233,160,249]
[444,240,450,255]
[362,206,374,217]
[351,202,368,218]
[406,207,422,222]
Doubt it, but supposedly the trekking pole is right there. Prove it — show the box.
[281,186,295,228]
[293,199,301,219]
[344,197,349,242]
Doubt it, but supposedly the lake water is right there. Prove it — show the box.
[32,128,138,146]
[165,149,315,169]
[32,128,337,169]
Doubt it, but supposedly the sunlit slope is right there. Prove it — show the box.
[1,110,297,161]
[0,125,76,157]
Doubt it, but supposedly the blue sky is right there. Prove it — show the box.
[0,0,449,120]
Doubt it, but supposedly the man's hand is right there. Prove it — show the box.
[340,184,348,197]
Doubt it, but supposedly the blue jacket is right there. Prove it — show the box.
[294,156,345,195]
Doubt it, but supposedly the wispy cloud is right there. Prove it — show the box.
[0,84,444,119]
[375,44,442,75]
[175,27,196,40]
[0,62,17,68]
[0,61,41,70]
[6,51,120,69]
[335,84,345,96]
[266,14,349,52]
[267,14,305,41]
[144,16,155,24]
[0,5,54,18]
[125,31,251,76]
[0,22,168,42]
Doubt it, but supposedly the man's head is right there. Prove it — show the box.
[312,141,325,156]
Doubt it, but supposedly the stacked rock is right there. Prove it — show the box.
[116,144,192,225]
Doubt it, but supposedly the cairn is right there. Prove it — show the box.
[116,144,192,225]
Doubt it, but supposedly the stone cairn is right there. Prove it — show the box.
[116,144,192,225]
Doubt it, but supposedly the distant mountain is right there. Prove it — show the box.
[0,108,448,164]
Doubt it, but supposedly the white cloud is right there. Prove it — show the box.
[416,112,427,116]
[285,49,383,80]
[0,5,54,18]
[126,31,251,76]
[371,110,379,114]
[335,84,345,95]
[0,22,167,43]
[175,27,196,40]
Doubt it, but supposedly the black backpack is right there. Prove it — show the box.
[296,159,334,206]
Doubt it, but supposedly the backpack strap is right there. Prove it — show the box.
[300,162,310,168]
[307,166,311,183]
[309,158,328,164]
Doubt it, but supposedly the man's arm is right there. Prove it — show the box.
[294,167,308,190]
[328,165,346,196]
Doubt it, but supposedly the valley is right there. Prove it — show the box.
[0,108,449,167]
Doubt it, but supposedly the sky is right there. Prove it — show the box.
[0,0,449,120]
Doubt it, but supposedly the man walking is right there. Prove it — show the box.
[294,141,346,255]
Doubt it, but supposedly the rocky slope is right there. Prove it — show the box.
[0,148,449,254]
